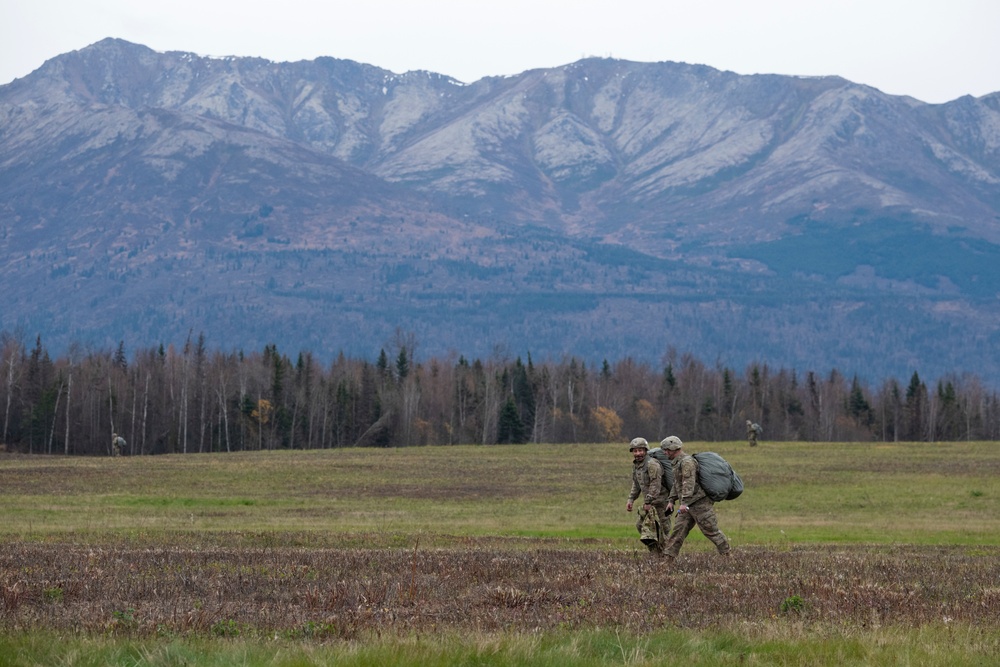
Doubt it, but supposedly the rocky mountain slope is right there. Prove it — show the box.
[2,38,999,382]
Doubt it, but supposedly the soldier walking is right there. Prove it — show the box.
[111,432,126,456]
[625,437,671,555]
[746,420,761,447]
[660,436,731,560]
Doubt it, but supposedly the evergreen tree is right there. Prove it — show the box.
[496,396,525,444]
[663,364,677,391]
[114,341,127,369]
[25,335,54,453]
[904,371,927,440]
[848,375,872,428]
[749,364,763,415]
[936,380,960,441]
[396,346,409,381]
[512,357,535,441]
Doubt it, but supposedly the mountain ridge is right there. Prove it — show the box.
[2,39,999,384]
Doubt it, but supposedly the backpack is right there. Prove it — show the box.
[692,451,743,501]
[752,423,763,436]
[646,447,675,493]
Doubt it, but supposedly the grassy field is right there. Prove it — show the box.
[2,441,999,665]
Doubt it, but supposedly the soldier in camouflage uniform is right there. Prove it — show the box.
[625,437,671,555]
[746,420,761,447]
[111,433,126,456]
[660,435,731,560]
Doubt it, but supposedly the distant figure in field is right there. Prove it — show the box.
[625,437,670,556]
[661,436,731,561]
[111,433,126,457]
[746,420,762,447]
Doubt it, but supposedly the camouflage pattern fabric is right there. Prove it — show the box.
[637,505,670,552]
[663,496,730,557]
[666,454,707,507]
[628,456,669,506]
[629,456,671,553]
[664,454,730,557]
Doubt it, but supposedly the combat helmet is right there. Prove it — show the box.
[629,437,649,451]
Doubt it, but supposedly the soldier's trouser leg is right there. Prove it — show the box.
[653,504,671,551]
[689,498,730,554]
[663,509,695,558]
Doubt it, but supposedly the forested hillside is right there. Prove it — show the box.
[3,334,997,456]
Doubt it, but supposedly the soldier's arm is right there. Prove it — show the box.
[628,474,641,503]
[679,457,698,505]
[645,459,662,501]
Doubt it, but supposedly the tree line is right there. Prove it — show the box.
[2,330,999,456]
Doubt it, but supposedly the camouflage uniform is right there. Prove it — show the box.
[664,453,730,557]
[628,454,671,552]
[746,420,759,447]
[111,434,125,456]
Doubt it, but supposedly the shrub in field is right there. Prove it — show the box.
[110,608,137,633]
[780,595,805,615]
[211,619,241,637]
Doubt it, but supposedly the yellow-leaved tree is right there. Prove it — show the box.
[591,406,623,442]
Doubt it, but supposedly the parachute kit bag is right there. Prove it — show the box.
[692,451,744,501]
[646,447,675,492]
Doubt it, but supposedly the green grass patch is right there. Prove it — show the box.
[1,625,997,666]
[3,441,1000,546]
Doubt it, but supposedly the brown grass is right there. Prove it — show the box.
[2,540,998,639]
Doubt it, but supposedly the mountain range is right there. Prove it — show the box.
[2,38,999,384]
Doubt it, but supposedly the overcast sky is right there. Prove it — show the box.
[2,0,997,104]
